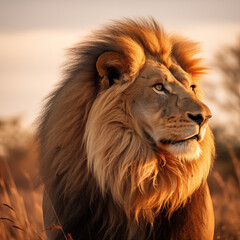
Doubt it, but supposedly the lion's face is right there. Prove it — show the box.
[129,61,212,161]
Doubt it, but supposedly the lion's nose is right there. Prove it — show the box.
[187,112,212,126]
[187,113,204,125]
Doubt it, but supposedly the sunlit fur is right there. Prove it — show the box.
[38,18,215,239]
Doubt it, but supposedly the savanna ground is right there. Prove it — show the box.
[0,39,240,239]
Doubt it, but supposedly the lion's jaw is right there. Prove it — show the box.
[158,137,202,161]
[157,121,209,161]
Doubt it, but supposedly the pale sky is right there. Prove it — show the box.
[0,0,240,129]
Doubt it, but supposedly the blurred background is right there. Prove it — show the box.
[0,0,239,239]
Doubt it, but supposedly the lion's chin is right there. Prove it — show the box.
[158,139,202,162]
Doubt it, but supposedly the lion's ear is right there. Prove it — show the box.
[96,52,127,88]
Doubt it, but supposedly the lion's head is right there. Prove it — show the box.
[38,18,215,239]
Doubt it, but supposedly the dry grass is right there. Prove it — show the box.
[0,118,46,239]
[211,172,240,239]
[0,118,73,239]
[209,145,240,240]
[0,157,74,239]
[0,158,45,239]
[0,118,239,239]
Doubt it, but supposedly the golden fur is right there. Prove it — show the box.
[38,18,215,240]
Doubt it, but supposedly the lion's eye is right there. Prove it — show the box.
[153,83,164,94]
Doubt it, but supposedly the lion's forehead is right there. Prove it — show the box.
[138,61,192,87]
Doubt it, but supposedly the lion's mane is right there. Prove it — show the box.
[38,18,215,239]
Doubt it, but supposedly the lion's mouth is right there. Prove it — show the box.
[160,134,199,145]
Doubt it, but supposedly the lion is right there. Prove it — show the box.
[38,18,215,240]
